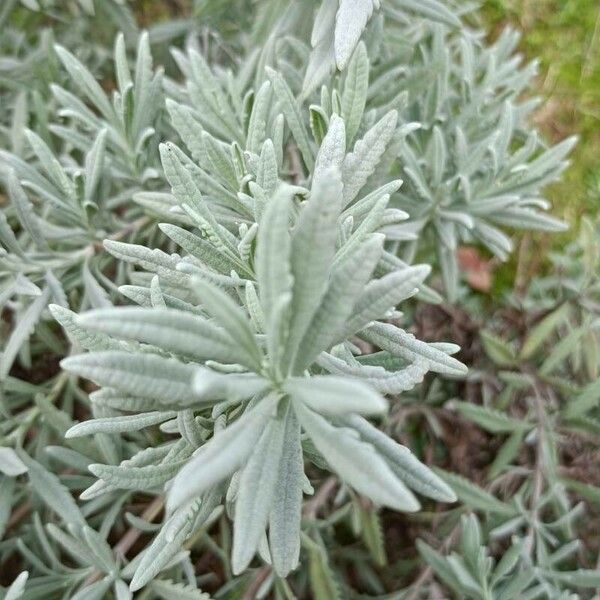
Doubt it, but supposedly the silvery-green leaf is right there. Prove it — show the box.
[232,412,286,574]
[0,477,14,540]
[255,184,293,358]
[266,67,314,170]
[341,265,430,337]
[393,0,461,27]
[114,32,131,93]
[103,239,187,287]
[89,458,189,491]
[342,110,398,206]
[317,352,428,394]
[167,396,277,512]
[7,169,48,250]
[17,451,85,527]
[77,307,247,365]
[313,116,346,185]
[285,167,342,369]
[47,523,101,567]
[0,447,28,477]
[3,571,28,600]
[286,376,387,416]
[66,411,176,438]
[166,99,209,168]
[82,525,116,573]
[71,577,113,600]
[54,45,114,121]
[82,263,111,309]
[295,234,384,372]
[190,277,263,372]
[247,80,272,154]
[295,401,419,511]
[432,469,517,516]
[151,580,212,600]
[256,139,278,195]
[346,415,456,502]
[0,209,25,257]
[1,287,50,380]
[202,131,237,190]
[130,498,202,590]
[269,408,303,577]
[186,47,240,142]
[50,304,124,352]
[61,352,198,404]
[334,0,379,70]
[453,401,531,434]
[158,223,241,276]
[194,370,268,403]
[160,142,245,255]
[362,322,468,376]
[83,128,107,203]
[24,129,76,201]
[342,41,369,144]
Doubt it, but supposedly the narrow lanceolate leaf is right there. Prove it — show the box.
[0,208,25,257]
[24,129,75,201]
[313,117,346,184]
[520,302,571,359]
[334,0,378,70]
[342,41,369,144]
[66,412,175,438]
[361,322,468,376]
[285,168,343,369]
[453,401,532,434]
[89,460,187,491]
[255,185,293,358]
[247,80,272,154]
[1,287,50,380]
[564,377,600,419]
[131,495,214,591]
[3,572,29,600]
[50,304,124,352]
[0,447,28,477]
[167,396,277,512]
[193,370,268,403]
[266,67,314,170]
[342,264,430,337]
[190,278,263,372]
[76,307,247,366]
[342,110,398,206]
[7,170,48,250]
[17,451,85,527]
[294,402,419,511]
[151,580,212,600]
[285,376,387,416]
[61,352,198,405]
[432,469,517,516]
[232,414,286,574]
[103,240,187,287]
[346,415,456,502]
[269,409,303,577]
[295,235,384,373]
[307,541,342,600]
[166,99,209,167]
[54,45,114,120]
[84,128,107,203]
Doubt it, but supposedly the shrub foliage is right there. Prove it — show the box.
[0,1,598,599]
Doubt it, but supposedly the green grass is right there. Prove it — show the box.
[483,0,600,225]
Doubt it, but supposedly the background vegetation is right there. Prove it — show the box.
[1,1,599,599]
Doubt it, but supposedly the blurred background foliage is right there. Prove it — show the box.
[483,0,600,221]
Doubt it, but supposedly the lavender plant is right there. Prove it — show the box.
[1,1,598,599]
